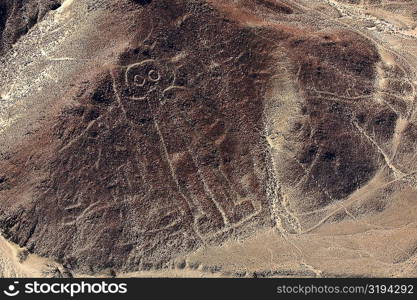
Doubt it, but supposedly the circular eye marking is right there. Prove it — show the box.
[125,59,156,86]
[148,69,161,82]
[134,75,146,87]
[123,59,175,100]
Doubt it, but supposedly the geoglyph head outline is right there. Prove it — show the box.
[125,59,174,100]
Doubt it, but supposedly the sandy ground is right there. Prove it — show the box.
[0,235,61,277]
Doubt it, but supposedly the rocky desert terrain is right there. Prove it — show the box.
[0,0,417,277]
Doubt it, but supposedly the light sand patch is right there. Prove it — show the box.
[0,235,61,277]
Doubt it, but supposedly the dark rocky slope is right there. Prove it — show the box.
[0,0,412,275]
[0,0,62,55]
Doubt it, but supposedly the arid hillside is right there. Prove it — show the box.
[0,0,417,277]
